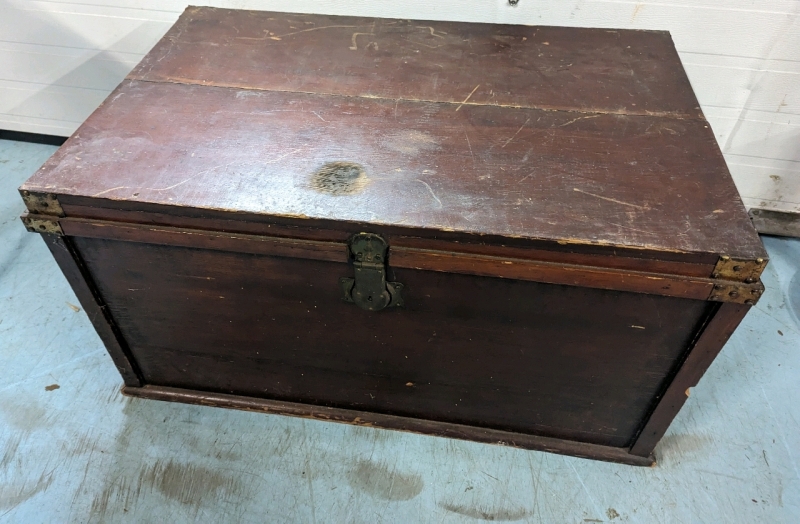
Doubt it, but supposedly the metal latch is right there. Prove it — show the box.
[340,233,404,311]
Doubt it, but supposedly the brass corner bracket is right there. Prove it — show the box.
[20,190,64,217]
[708,280,764,305]
[20,213,63,235]
[711,255,766,284]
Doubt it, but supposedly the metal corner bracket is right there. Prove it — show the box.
[20,190,64,217]
[21,213,63,235]
[711,255,766,283]
[707,280,764,305]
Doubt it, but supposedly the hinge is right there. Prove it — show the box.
[711,255,766,283]
[21,213,63,235]
[20,190,64,216]
[708,280,764,305]
[340,233,404,311]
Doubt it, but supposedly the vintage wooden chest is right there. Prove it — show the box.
[20,7,767,465]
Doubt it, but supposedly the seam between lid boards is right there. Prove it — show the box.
[23,84,730,259]
[123,76,706,122]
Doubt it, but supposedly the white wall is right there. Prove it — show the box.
[2,0,798,213]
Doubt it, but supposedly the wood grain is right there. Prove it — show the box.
[389,246,715,300]
[23,78,764,261]
[61,218,348,263]
[59,216,717,300]
[5,3,799,217]
[75,236,714,448]
[130,8,701,118]
[56,199,720,267]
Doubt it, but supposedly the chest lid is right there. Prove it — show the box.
[21,7,765,269]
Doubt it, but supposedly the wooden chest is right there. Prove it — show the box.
[20,7,767,466]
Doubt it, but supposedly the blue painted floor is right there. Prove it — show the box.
[1,138,799,523]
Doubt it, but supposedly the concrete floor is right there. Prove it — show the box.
[1,137,799,523]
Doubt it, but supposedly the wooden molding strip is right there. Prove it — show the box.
[123,384,655,467]
[62,217,348,263]
[390,246,713,301]
[58,217,762,303]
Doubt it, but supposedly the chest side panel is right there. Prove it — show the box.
[73,236,712,448]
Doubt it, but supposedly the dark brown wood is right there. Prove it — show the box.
[58,200,721,273]
[61,217,348,263]
[21,9,766,264]
[74,235,713,448]
[123,384,655,467]
[40,234,142,386]
[61,216,721,300]
[391,246,716,300]
[390,236,716,278]
[23,78,763,261]
[130,7,700,119]
[629,303,750,456]
[19,8,767,465]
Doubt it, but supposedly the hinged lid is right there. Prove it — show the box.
[20,7,766,274]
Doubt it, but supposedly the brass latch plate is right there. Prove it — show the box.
[340,233,403,311]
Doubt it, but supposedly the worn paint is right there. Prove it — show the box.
[121,76,699,118]
[310,161,368,196]
[381,129,441,156]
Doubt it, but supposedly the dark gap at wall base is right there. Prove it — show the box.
[0,129,68,146]
[750,208,800,239]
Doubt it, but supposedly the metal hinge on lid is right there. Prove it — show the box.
[21,213,63,235]
[20,191,64,216]
[708,281,764,305]
[711,255,766,283]
[20,191,64,235]
[340,233,404,311]
[708,255,766,305]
